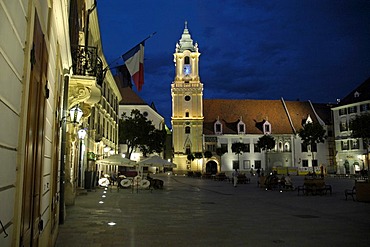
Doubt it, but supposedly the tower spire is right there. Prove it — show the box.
[177,21,196,52]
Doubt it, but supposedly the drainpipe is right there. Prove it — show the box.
[59,71,70,224]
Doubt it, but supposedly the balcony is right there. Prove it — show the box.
[68,45,103,112]
[72,45,104,86]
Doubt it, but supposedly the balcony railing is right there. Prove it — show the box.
[72,45,103,86]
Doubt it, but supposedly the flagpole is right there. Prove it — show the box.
[104,32,157,72]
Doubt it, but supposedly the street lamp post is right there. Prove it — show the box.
[78,128,87,187]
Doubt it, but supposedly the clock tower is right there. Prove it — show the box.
[171,22,204,174]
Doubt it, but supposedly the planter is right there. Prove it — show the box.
[355,180,370,202]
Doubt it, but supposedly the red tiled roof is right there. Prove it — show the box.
[203,99,293,134]
[119,87,146,105]
[203,99,327,135]
[283,101,318,132]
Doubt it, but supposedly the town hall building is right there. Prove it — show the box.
[171,23,334,176]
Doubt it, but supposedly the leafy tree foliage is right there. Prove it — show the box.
[257,135,276,172]
[204,151,213,159]
[298,122,326,161]
[119,109,166,158]
[194,152,203,159]
[187,154,195,162]
[298,122,326,146]
[257,135,276,151]
[350,113,370,174]
[231,142,248,169]
[350,113,370,148]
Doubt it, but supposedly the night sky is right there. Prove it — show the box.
[97,0,370,127]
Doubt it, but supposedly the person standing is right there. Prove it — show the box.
[232,169,239,187]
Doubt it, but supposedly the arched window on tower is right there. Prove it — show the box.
[185,126,191,134]
[184,56,190,64]
[185,111,189,118]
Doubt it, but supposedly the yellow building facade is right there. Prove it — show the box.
[171,22,204,174]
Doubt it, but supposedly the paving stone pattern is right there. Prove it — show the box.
[56,175,370,247]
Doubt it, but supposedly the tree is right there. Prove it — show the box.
[350,113,370,173]
[204,151,213,159]
[231,142,248,170]
[257,135,276,172]
[139,128,167,157]
[119,109,166,159]
[216,147,227,172]
[257,135,276,151]
[298,122,326,167]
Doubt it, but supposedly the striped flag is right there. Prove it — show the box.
[122,42,145,91]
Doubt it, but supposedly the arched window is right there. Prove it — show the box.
[185,126,191,134]
[184,56,190,64]
[284,142,290,152]
[185,111,189,117]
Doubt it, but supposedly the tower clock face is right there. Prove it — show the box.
[184,64,191,75]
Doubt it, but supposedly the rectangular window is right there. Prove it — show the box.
[301,143,308,152]
[254,144,261,153]
[254,160,262,169]
[312,160,318,167]
[206,144,216,152]
[351,139,359,149]
[185,112,189,117]
[215,123,221,133]
[233,160,239,170]
[360,103,370,112]
[243,160,250,170]
[348,106,357,114]
[221,144,228,153]
[340,120,347,132]
[302,160,309,167]
[243,143,250,152]
[339,108,347,116]
[186,147,191,155]
[239,124,245,133]
[341,141,349,150]
[311,143,317,152]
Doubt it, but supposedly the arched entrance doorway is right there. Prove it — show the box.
[206,160,218,174]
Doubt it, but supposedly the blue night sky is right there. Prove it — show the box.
[97,0,370,127]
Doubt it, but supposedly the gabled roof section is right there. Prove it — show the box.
[119,87,146,105]
[338,76,370,106]
[203,99,293,135]
[283,100,319,133]
[311,103,333,125]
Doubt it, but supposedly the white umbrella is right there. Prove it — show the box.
[138,155,177,168]
[96,154,136,167]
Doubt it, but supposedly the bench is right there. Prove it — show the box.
[318,185,332,195]
[345,186,356,201]
[297,184,332,196]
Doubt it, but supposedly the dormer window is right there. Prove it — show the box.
[238,119,245,134]
[354,91,360,98]
[305,114,313,125]
[263,121,271,135]
[214,119,223,135]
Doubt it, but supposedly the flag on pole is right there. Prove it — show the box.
[122,42,145,91]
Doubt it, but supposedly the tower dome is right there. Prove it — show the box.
[176,21,197,52]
